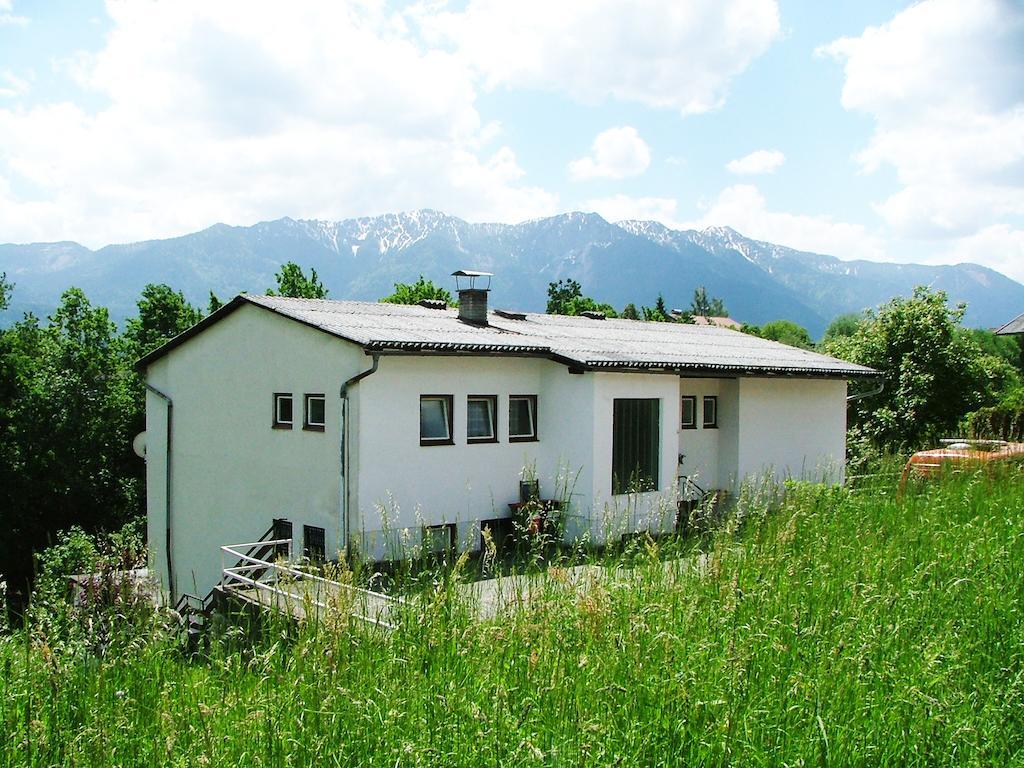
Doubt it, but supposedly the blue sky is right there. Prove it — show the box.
[0,0,1022,281]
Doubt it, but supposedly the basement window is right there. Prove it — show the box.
[303,525,326,563]
[420,395,453,445]
[304,394,326,431]
[703,396,718,429]
[423,523,456,557]
[467,395,498,443]
[273,393,293,429]
[612,398,660,495]
[509,395,538,442]
[681,396,697,429]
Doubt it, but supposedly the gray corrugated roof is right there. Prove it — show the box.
[237,295,877,378]
[995,313,1024,335]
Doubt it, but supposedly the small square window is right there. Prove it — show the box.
[273,393,293,429]
[703,395,718,428]
[423,523,456,557]
[509,395,538,442]
[303,525,326,563]
[681,396,697,429]
[420,395,453,445]
[467,395,497,443]
[304,394,326,431]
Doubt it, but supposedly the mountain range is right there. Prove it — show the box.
[2,210,1022,337]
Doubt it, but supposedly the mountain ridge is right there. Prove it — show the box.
[2,210,1021,337]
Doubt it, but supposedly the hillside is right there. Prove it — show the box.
[2,210,1022,336]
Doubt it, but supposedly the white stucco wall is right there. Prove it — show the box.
[678,378,725,492]
[146,303,365,599]
[351,356,595,559]
[735,378,847,486]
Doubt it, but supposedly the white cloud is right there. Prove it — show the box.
[423,0,781,114]
[0,0,28,26]
[0,69,29,98]
[0,1,558,246]
[583,194,679,226]
[687,185,884,260]
[726,149,784,175]
[569,126,651,181]
[820,0,1024,239]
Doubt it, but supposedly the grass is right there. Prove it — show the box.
[2,471,1024,766]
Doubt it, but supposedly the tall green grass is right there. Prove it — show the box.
[2,472,1023,766]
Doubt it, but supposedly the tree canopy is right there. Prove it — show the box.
[380,276,453,306]
[743,319,814,350]
[267,262,328,299]
[821,286,1016,451]
[690,286,728,318]
[546,279,617,317]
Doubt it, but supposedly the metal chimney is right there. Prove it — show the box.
[452,270,492,325]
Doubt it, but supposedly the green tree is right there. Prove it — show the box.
[621,303,639,320]
[123,284,203,360]
[642,295,675,322]
[267,262,328,299]
[380,276,453,305]
[822,286,1014,451]
[744,319,814,350]
[822,312,866,344]
[546,279,617,317]
[690,286,728,318]
[208,291,224,314]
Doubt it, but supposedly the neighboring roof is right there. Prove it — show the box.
[995,313,1024,335]
[691,315,743,330]
[138,294,879,378]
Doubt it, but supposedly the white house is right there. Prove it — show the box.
[138,277,877,601]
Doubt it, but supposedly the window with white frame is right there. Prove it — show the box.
[681,395,697,429]
[304,394,326,431]
[703,395,718,428]
[467,395,497,443]
[273,393,293,429]
[509,395,538,442]
[420,395,453,445]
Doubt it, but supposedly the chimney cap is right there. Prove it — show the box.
[451,269,492,291]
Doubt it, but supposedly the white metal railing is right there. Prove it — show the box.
[219,539,403,630]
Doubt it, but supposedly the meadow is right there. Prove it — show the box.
[2,471,1023,767]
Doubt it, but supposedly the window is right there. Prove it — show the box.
[423,523,456,557]
[273,393,293,429]
[420,395,453,445]
[467,395,498,443]
[303,525,325,563]
[681,396,697,429]
[304,394,326,431]
[703,396,718,428]
[612,398,660,495]
[509,395,538,442]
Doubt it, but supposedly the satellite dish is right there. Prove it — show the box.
[132,431,147,459]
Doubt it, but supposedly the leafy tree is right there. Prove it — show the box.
[822,286,1015,452]
[0,272,10,311]
[690,286,728,318]
[381,276,453,306]
[123,284,203,360]
[546,279,617,317]
[744,319,814,350]
[621,303,639,320]
[0,288,140,597]
[822,312,866,344]
[267,262,328,299]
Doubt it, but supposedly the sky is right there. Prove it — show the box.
[0,0,1022,281]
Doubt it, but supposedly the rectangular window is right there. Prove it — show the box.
[303,525,325,563]
[273,393,293,429]
[509,395,538,442]
[703,395,718,428]
[420,395,453,445]
[467,395,498,443]
[681,395,697,429]
[612,398,660,495]
[423,523,456,557]
[304,394,326,431]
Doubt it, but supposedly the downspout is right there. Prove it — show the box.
[846,378,885,403]
[145,383,174,602]
[339,354,380,559]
